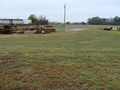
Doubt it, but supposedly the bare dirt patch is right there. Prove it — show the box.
[79,40,100,43]
[66,28,87,31]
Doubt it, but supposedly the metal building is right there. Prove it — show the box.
[0,19,31,25]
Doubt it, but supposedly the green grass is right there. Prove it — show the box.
[0,25,120,90]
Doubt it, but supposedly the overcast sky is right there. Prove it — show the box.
[0,0,120,22]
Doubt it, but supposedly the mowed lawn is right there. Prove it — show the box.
[0,25,120,90]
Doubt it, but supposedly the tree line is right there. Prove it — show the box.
[87,16,120,25]
[28,14,49,25]
[28,14,120,25]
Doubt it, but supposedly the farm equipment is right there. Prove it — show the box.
[44,25,56,32]
[0,19,22,34]
[18,23,56,34]
[104,27,120,30]
[0,25,25,34]
[0,25,14,34]
[0,21,56,34]
[34,24,56,34]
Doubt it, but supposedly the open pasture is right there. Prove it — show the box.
[0,25,120,90]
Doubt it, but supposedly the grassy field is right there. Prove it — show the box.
[0,25,120,90]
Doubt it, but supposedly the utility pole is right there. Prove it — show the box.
[64,4,66,27]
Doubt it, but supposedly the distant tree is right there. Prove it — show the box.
[81,22,87,25]
[100,18,107,25]
[38,15,48,25]
[28,14,49,25]
[87,17,101,25]
[73,22,81,24]
[66,21,71,24]
[106,17,114,25]
[28,14,38,24]
[113,16,120,25]
[87,16,120,25]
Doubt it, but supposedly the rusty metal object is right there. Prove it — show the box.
[0,25,13,34]
[0,23,56,34]
[35,25,56,34]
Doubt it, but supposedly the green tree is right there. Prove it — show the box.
[87,17,101,25]
[87,16,120,25]
[28,14,38,24]
[113,16,120,25]
[66,21,71,24]
[81,22,87,25]
[38,15,49,25]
